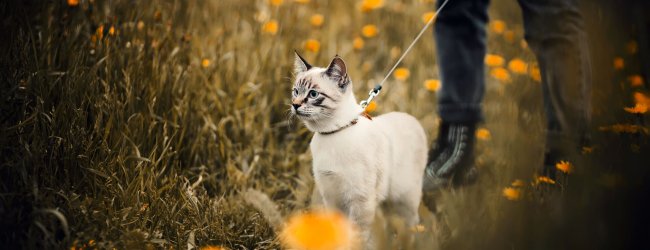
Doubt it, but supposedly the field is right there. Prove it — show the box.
[1,0,649,249]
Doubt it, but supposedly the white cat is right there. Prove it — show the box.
[291,52,428,245]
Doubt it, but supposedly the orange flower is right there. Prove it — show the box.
[424,79,441,92]
[360,0,384,12]
[476,128,491,140]
[484,54,505,67]
[490,67,510,82]
[353,37,364,50]
[502,187,521,201]
[361,24,378,38]
[490,20,506,34]
[96,25,104,39]
[365,101,377,113]
[555,161,572,174]
[393,68,410,81]
[613,57,624,70]
[310,14,324,27]
[508,58,528,74]
[67,0,79,6]
[201,59,211,68]
[529,64,541,82]
[108,25,116,36]
[421,11,435,24]
[281,210,356,250]
[511,179,525,187]
[201,246,226,250]
[536,176,556,185]
[304,39,321,53]
[262,20,279,35]
[634,92,650,106]
[294,0,310,3]
[269,0,283,6]
[628,75,644,87]
[624,103,648,114]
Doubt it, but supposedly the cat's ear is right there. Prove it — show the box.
[325,55,349,89]
[294,51,312,74]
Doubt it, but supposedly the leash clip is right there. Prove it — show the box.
[360,84,382,109]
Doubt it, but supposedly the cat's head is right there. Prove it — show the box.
[290,52,357,127]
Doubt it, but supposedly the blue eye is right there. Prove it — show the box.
[308,90,319,98]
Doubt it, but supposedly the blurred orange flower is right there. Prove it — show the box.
[360,0,384,12]
[502,187,521,201]
[394,68,410,81]
[628,75,644,87]
[634,92,650,106]
[581,146,594,154]
[365,101,377,113]
[108,25,116,36]
[624,103,648,114]
[269,0,283,6]
[310,14,324,27]
[422,11,435,24]
[201,246,227,250]
[529,64,541,82]
[281,210,356,250]
[353,37,364,50]
[508,58,528,74]
[424,79,441,92]
[262,20,279,35]
[361,24,378,38]
[294,0,310,3]
[484,54,505,67]
[304,39,321,52]
[201,59,211,68]
[67,0,79,6]
[536,176,556,185]
[96,25,104,39]
[555,161,572,174]
[511,179,525,187]
[613,57,624,70]
[490,67,510,82]
[490,20,506,34]
[476,128,491,140]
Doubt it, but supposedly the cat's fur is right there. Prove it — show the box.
[291,52,427,244]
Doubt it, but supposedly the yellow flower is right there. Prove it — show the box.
[304,39,321,53]
[626,40,638,54]
[614,57,624,70]
[281,210,356,250]
[555,161,572,174]
[476,128,491,140]
[201,246,226,250]
[490,20,506,34]
[361,24,378,38]
[353,37,364,50]
[360,0,384,12]
[536,176,556,185]
[628,75,644,87]
[624,103,648,114]
[484,54,505,67]
[67,0,79,6]
[490,67,510,82]
[269,0,283,6]
[421,11,435,24]
[511,179,525,187]
[262,20,279,35]
[108,25,116,36]
[529,64,541,82]
[508,58,528,74]
[365,101,377,113]
[424,79,441,92]
[502,187,521,201]
[393,68,410,81]
[201,59,211,68]
[310,14,324,27]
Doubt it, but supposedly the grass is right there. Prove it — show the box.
[1,0,648,249]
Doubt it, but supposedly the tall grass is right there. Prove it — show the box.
[1,0,648,249]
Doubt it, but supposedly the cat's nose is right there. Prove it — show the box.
[292,103,301,110]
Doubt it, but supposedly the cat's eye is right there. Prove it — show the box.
[293,88,298,96]
[308,90,319,98]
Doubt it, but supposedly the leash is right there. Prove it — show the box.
[360,0,451,109]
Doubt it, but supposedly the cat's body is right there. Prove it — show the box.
[291,52,427,245]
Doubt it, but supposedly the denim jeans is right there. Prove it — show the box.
[434,0,592,155]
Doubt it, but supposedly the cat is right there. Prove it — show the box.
[290,52,428,246]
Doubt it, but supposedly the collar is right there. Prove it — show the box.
[318,112,372,135]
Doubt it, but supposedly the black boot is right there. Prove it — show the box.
[423,122,477,191]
